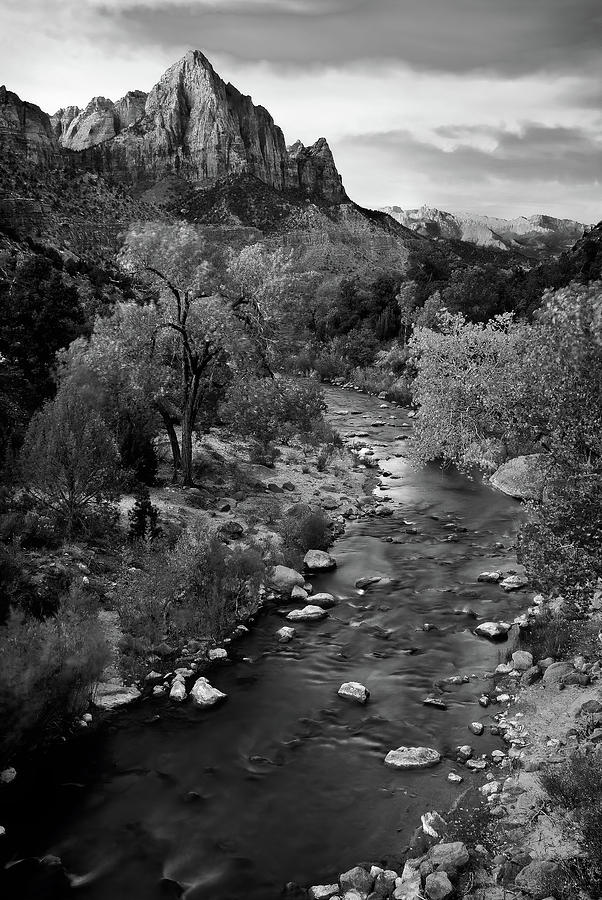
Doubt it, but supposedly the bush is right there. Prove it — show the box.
[19,385,120,538]
[0,589,108,764]
[312,349,347,382]
[278,506,333,568]
[519,610,600,661]
[128,485,162,543]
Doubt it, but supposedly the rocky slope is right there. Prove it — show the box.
[381,205,586,259]
[0,85,58,165]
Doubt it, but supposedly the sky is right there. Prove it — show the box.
[2,0,601,221]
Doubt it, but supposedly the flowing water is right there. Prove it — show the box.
[1,387,527,900]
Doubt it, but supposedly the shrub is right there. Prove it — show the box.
[519,610,600,661]
[278,506,333,568]
[312,349,347,382]
[19,385,120,538]
[128,485,162,543]
[0,589,108,764]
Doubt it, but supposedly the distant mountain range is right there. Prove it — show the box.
[380,205,587,259]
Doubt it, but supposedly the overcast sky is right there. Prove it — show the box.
[2,0,601,221]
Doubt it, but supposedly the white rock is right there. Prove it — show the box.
[291,585,308,601]
[0,767,17,784]
[309,592,337,608]
[448,772,463,783]
[0,825,5,837]
[152,685,166,696]
[190,677,226,708]
[276,626,296,643]
[500,575,529,592]
[286,605,328,622]
[394,860,421,899]
[477,571,502,583]
[270,565,305,595]
[512,650,533,671]
[474,621,511,640]
[338,682,370,704]
[421,810,447,837]
[384,746,441,769]
[93,682,141,710]
[308,886,340,900]
[82,713,93,723]
[304,550,337,571]
[208,648,228,661]
[169,680,187,702]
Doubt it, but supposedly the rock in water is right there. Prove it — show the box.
[286,605,328,622]
[93,681,141,710]
[384,746,441,769]
[490,454,549,501]
[304,550,337,571]
[270,565,305,595]
[169,680,187,702]
[276,626,296,643]
[190,677,226,708]
[339,866,374,894]
[338,682,370,704]
[474,621,511,641]
[308,592,337,608]
[308,886,340,900]
[500,574,529,592]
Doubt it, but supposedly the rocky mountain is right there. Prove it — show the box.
[0,86,58,165]
[46,51,345,204]
[381,205,586,259]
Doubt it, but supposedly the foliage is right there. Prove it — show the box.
[278,506,334,569]
[221,375,325,461]
[128,485,162,543]
[19,385,120,537]
[0,588,108,763]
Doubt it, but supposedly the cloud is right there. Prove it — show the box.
[338,124,602,220]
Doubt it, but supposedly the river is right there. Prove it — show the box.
[1,387,526,900]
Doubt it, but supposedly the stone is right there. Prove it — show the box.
[309,886,340,900]
[521,666,541,687]
[542,661,574,686]
[512,650,533,671]
[421,811,447,838]
[276,626,296,643]
[514,860,560,899]
[457,745,473,761]
[0,767,17,784]
[304,550,337,571]
[373,870,397,898]
[470,722,485,735]
[447,773,463,783]
[474,621,511,641]
[425,871,453,900]
[466,759,487,771]
[339,866,374,895]
[500,575,529,592]
[93,681,141,710]
[169,680,187,702]
[427,842,469,873]
[309,592,337,609]
[578,699,602,716]
[208,648,228,661]
[338,682,370,704]
[271,565,305,595]
[286,605,328,622]
[478,571,503,583]
[291,585,308,601]
[384,746,441,770]
[490,454,549,501]
[423,697,448,710]
[393,861,421,900]
[190,677,226,708]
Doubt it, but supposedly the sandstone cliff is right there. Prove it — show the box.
[63,51,347,203]
[0,86,58,165]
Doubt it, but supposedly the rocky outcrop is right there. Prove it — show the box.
[0,86,58,164]
[71,51,347,203]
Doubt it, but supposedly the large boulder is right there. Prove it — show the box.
[384,746,441,770]
[514,859,560,899]
[190,677,226,708]
[393,860,421,899]
[304,550,337,571]
[309,592,337,608]
[542,661,574,687]
[490,454,549,501]
[270,565,305,595]
[339,866,374,894]
[427,842,469,873]
[338,682,370,704]
[425,871,453,900]
[93,681,141,710]
[276,626,296,643]
[308,886,340,900]
[286,605,328,622]
[512,650,533,671]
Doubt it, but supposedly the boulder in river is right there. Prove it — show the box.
[384,746,441,770]
[291,585,308,601]
[512,650,533,671]
[308,886,340,900]
[338,682,370,704]
[169,680,187,702]
[477,571,502,583]
[309,592,337,609]
[339,866,374,894]
[270,565,305,595]
[190,677,226,708]
[474,621,511,641]
[490,453,549,501]
[286,605,328,622]
[500,574,529,592]
[276,626,295,643]
[304,549,337,571]
[93,681,141,710]
[208,648,228,661]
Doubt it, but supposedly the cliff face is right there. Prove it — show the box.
[0,86,58,165]
[61,51,347,203]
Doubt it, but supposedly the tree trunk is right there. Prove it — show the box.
[158,408,181,483]
[180,404,195,486]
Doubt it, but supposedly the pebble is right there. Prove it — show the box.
[469,722,485,735]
